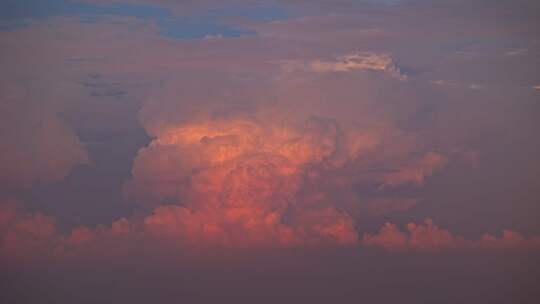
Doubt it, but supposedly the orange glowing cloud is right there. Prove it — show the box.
[124,115,361,247]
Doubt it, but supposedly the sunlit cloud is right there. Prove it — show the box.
[0,81,89,188]
[1,6,540,304]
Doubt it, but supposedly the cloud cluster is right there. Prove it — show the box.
[379,152,447,188]
[363,219,540,252]
[0,200,59,258]
[1,0,539,261]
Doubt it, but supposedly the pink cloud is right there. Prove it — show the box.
[0,4,536,257]
[0,81,89,188]
[362,222,408,251]
[363,219,540,252]
[0,202,60,258]
[126,116,359,247]
[366,198,419,215]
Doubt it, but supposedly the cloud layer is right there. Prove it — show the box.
[0,0,539,267]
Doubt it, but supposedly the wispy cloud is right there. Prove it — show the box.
[282,52,407,79]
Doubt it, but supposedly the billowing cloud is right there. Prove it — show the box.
[3,202,539,260]
[365,198,419,215]
[363,219,540,252]
[125,115,360,247]
[0,0,538,261]
[1,1,539,302]
[379,152,447,188]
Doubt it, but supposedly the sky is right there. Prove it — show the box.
[1,0,540,303]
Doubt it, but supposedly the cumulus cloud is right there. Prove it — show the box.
[0,0,537,258]
[379,152,447,188]
[363,219,540,252]
[1,3,540,303]
[4,203,539,260]
[125,115,360,247]
[76,0,263,16]
[0,199,138,259]
[0,201,60,258]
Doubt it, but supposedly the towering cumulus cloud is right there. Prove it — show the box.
[126,115,359,247]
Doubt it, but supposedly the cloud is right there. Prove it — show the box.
[1,3,540,302]
[4,203,539,260]
[0,1,538,256]
[0,17,435,251]
[405,219,462,251]
[479,230,540,249]
[363,219,540,252]
[0,201,60,258]
[362,222,408,251]
[125,115,360,247]
[282,52,407,80]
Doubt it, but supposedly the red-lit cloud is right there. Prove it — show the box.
[1,1,538,260]
[126,115,360,247]
[379,152,448,188]
[363,219,540,252]
[0,201,60,258]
